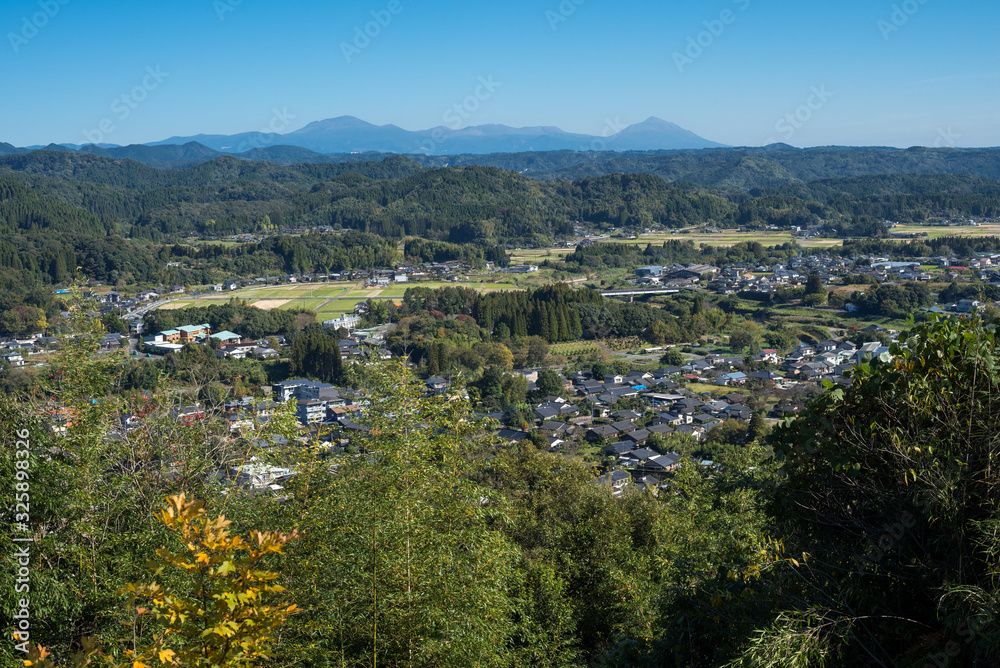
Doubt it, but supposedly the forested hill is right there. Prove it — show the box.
[0,152,423,190]
[6,150,1000,244]
[0,154,736,243]
[0,177,112,235]
[417,146,1000,189]
[8,143,1000,190]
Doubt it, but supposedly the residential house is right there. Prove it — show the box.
[626,429,650,444]
[425,376,449,393]
[716,371,748,386]
[1,352,25,367]
[610,419,637,434]
[586,424,620,442]
[497,428,529,443]
[641,452,682,473]
[604,441,637,458]
[956,299,982,314]
[595,470,630,497]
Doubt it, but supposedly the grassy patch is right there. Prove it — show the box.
[274,298,328,311]
[686,382,727,396]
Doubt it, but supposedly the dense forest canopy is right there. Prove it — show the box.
[5,151,1000,250]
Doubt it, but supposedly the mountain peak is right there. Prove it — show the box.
[291,116,380,133]
[607,118,726,150]
[637,116,680,128]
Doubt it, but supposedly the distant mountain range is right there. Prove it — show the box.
[6,116,724,159]
[146,116,726,155]
[3,119,1000,191]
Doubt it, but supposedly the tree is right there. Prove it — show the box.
[123,494,300,667]
[22,495,300,668]
[482,342,515,371]
[729,322,764,354]
[591,361,611,379]
[524,336,550,367]
[101,313,129,335]
[473,366,527,410]
[3,292,302,664]
[535,369,564,397]
[704,419,749,446]
[804,273,826,296]
[198,382,228,408]
[659,349,685,366]
[277,363,519,666]
[288,331,343,383]
[760,314,1000,662]
[827,291,847,309]
[802,292,826,307]
[746,411,768,442]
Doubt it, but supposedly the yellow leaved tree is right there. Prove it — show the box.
[22,494,299,668]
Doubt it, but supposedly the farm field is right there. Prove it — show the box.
[603,231,843,249]
[508,247,576,264]
[549,341,602,357]
[167,280,525,320]
[224,284,354,300]
[892,222,1000,240]
[528,223,1000,257]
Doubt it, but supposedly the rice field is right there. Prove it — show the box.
[226,284,353,300]
[603,231,844,249]
[168,279,524,320]
[891,222,1000,240]
[526,223,1000,257]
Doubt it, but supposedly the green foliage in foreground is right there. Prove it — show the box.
[10,304,1000,666]
[760,314,1000,665]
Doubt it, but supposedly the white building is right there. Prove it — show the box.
[323,314,362,330]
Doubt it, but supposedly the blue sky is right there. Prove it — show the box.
[2,0,997,148]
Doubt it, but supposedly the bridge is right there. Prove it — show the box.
[600,288,681,302]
